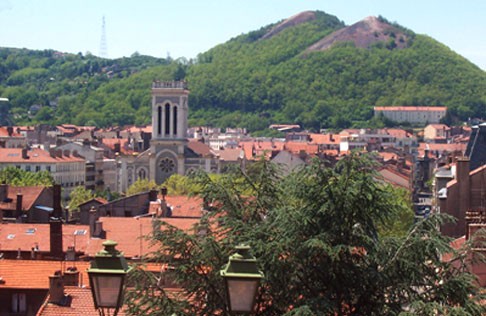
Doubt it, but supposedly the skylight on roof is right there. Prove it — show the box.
[74,229,87,236]
[7,234,15,239]
[25,228,36,235]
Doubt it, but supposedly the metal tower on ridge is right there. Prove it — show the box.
[99,16,108,58]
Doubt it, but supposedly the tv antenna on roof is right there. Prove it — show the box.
[99,15,108,58]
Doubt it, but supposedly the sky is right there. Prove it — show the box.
[0,0,485,70]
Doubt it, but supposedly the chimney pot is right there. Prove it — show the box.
[48,273,64,304]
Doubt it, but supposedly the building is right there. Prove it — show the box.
[439,158,486,237]
[339,128,417,153]
[423,124,451,143]
[119,81,220,191]
[374,106,447,125]
[465,123,486,171]
[0,148,85,198]
[0,126,27,148]
[0,185,57,223]
[55,140,106,192]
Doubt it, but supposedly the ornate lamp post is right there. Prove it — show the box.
[220,245,264,314]
[88,240,132,316]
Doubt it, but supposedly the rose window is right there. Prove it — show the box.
[159,157,176,173]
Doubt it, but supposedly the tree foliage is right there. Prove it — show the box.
[126,178,159,196]
[0,166,55,186]
[67,185,95,212]
[126,154,485,315]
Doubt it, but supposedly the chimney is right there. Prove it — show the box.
[0,183,8,203]
[7,126,13,137]
[49,219,63,259]
[89,207,98,237]
[93,221,105,238]
[149,189,158,202]
[21,147,29,159]
[52,185,62,219]
[456,157,471,236]
[114,142,121,153]
[48,271,64,304]
[66,246,76,261]
[15,193,23,219]
[63,267,79,286]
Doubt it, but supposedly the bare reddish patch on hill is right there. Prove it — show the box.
[306,16,410,53]
[261,11,316,40]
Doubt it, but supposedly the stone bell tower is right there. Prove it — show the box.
[149,81,189,184]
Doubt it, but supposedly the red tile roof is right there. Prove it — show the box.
[36,263,163,315]
[0,148,84,163]
[0,260,90,289]
[165,195,205,218]
[122,125,152,134]
[0,186,47,211]
[309,133,340,144]
[284,142,318,155]
[0,223,90,253]
[37,286,104,316]
[417,142,466,155]
[0,127,23,137]
[188,140,214,157]
[86,217,200,258]
[215,148,244,162]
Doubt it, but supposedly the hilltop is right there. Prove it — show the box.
[0,11,484,133]
[306,16,412,52]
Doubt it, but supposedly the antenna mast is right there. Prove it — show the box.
[99,16,108,58]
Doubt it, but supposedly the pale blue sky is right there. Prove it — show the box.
[0,0,485,70]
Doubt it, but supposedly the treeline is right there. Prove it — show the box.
[0,10,485,133]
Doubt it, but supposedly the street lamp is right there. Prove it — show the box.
[220,245,264,314]
[88,240,132,316]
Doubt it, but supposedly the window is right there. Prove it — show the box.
[138,168,147,180]
[173,106,178,135]
[165,103,171,135]
[35,166,41,172]
[74,229,87,235]
[158,106,162,135]
[159,157,175,174]
[46,166,51,172]
[12,293,27,313]
[25,228,36,235]
[25,165,31,172]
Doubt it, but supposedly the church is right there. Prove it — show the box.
[118,81,220,191]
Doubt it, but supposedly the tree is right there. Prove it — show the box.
[67,186,94,214]
[126,178,159,196]
[0,167,54,186]
[126,154,485,315]
[161,174,200,196]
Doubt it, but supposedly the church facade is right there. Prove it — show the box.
[118,81,219,192]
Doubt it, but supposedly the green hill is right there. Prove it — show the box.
[0,11,485,132]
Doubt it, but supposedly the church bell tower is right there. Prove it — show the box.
[149,81,189,183]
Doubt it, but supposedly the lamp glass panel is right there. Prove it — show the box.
[227,279,258,312]
[92,275,123,307]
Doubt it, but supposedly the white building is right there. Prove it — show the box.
[374,106,447,124]
[0,147,86,198]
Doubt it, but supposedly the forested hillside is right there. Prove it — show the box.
[0,11,485,132]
